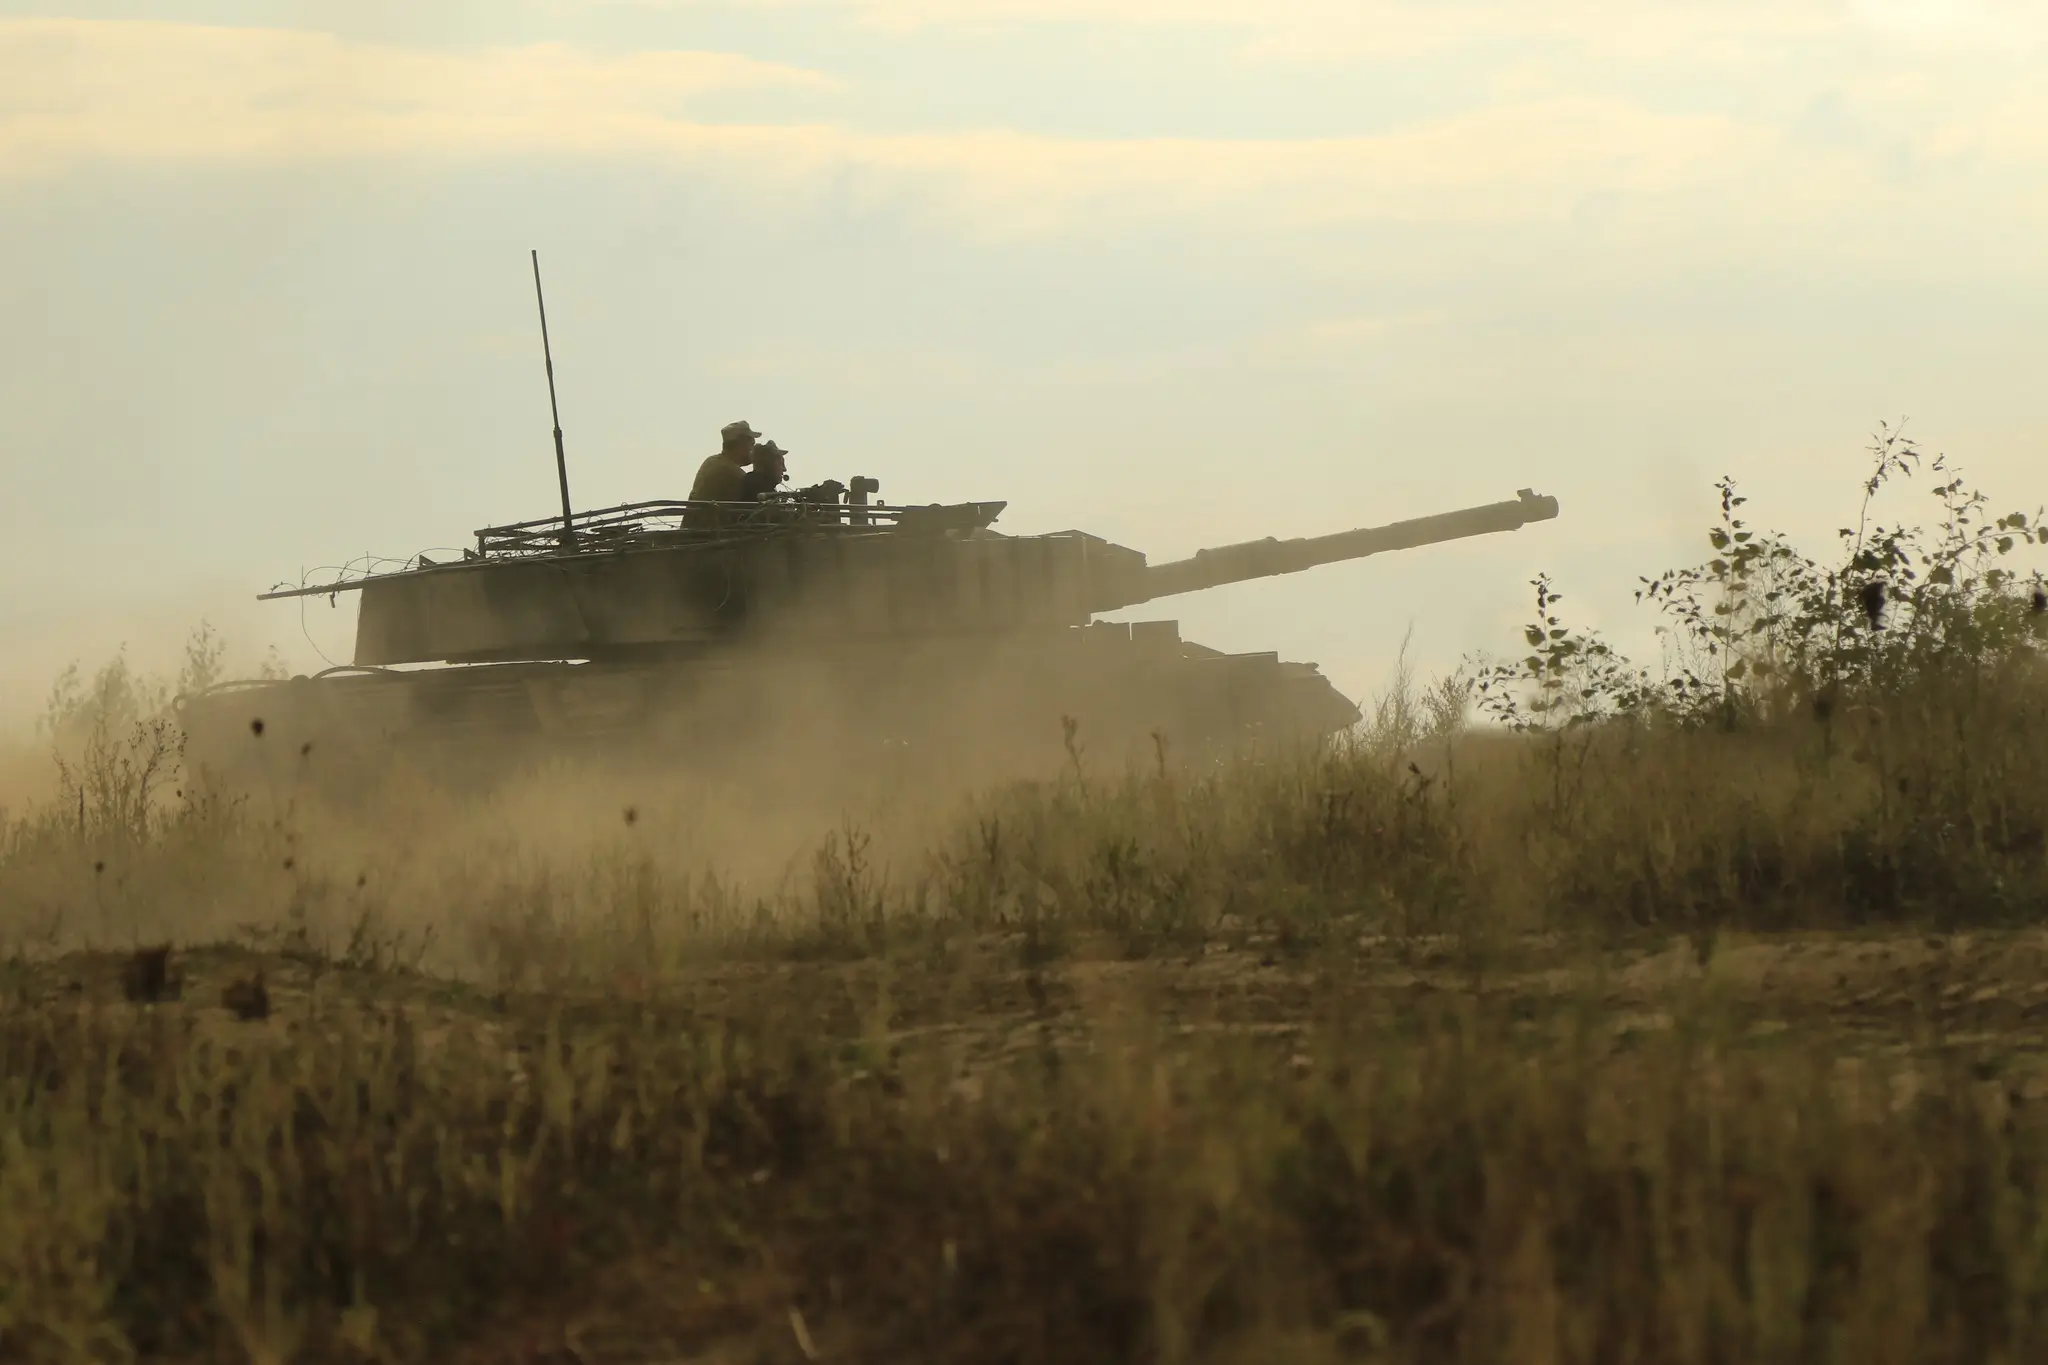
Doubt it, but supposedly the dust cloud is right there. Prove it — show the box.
[2,600,1361,975]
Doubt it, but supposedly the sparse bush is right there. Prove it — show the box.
[1460,425,2048,937]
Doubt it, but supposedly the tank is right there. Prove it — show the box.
[176,479,1561,796]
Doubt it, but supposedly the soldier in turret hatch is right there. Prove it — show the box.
[685,421,760,527]
[741,440,789,501]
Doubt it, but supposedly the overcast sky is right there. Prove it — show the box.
[3,0,2045,726]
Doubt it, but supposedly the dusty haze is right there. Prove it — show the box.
[4,0,2046,740]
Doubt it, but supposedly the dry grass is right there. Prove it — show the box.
[9,925,2048,1365]
[3,433,2048,1363]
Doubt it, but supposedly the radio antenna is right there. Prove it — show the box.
[530,249,577,549]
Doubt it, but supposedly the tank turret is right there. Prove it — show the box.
[255,484,1559,668]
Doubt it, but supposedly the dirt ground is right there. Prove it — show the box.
[23,924,2048,1099]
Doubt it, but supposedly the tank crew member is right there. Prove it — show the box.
[741,440,789,501]
[685,421,760,526]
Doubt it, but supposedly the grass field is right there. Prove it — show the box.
[4,433,2048,1364]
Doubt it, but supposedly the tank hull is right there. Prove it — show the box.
[176,622,1362,800]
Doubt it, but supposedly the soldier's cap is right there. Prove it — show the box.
[721,420,762,442]
[757,440,787,458]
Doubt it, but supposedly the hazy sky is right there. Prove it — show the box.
[3,0,2045,725]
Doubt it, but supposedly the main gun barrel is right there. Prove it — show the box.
[1098,488,1560,612]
